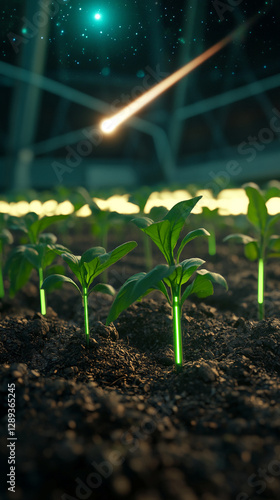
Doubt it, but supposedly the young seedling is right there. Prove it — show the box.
[77,188,130,282]
[106,198,227,372]
[0,214,13,298]
[224,183,280,320]
[201,207,218,256]
[8,212,68,244]
[6,233,67,315]
[42,241,137,346]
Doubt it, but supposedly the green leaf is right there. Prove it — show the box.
[6,247,34,297]
[8,215,31,234]
[163,197,202,252]
[266,214,280,232]
[61,253,82,283]
[128,186,152,213]
[106,264,175,324]
[79,242,137,289]
[49,243,71,256]
[201,207,219,218]
[196,269,228,291]
[133,219,171,264]
[41,246,57,269]
[267,252,280,259]
[24,246,42,269]
[223,233,256,245]
[45,265,65,278]
[90,283,115,296]
[94,241,137,278]
[181,269,227,305]
[133,198,202,264]
[180,258,205,285]
[164,258,205,288]
[181,274,214,304]
[268,236,280,251]
[146,279,171,304]
[177,228,210,260]
[0,213,10,230]
[264,184,280,201]
[244,241,259,261]
[38,233,57,245]
[132,216,154,230]
[81,247,106,263]
[29,214,69,243]
[244,185,267,232]
[0,229,13,246]
[41,274,81,295]
[80,247,107,286]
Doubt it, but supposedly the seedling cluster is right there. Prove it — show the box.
[0,184,279,370]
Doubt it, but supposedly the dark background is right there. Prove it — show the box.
[0,0,279,192]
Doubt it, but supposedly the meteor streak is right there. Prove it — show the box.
[100,15,259,134]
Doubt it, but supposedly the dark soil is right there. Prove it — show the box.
[0,224,280,500]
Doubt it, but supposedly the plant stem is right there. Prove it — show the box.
[258,257,265,320]
[83,287,90,347]
[172,290,183,372]
[144,235,153,270]
[38,267,46,315]
[208,228,216,256]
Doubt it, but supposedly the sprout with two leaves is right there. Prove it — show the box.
[6,233,67,315]
[6,212,69,314]
[224,183,280,320]
[42,242,137,347]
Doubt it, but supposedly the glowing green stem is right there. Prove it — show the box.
[208,228,216,256]
[172,290,183,372]
[258,257,264,320]
[39,267,47,315]
[83,287,90,347]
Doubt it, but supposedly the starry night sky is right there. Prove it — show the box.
[1,0,278,87]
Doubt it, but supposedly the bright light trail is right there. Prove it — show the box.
[100,15,259,134]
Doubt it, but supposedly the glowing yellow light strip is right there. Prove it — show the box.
[100,17,258,134]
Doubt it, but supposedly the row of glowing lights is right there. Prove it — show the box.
[0,189,279,217]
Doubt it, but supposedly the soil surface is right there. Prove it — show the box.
[0,221,280,500]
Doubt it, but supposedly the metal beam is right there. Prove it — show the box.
[6,0,51,191]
